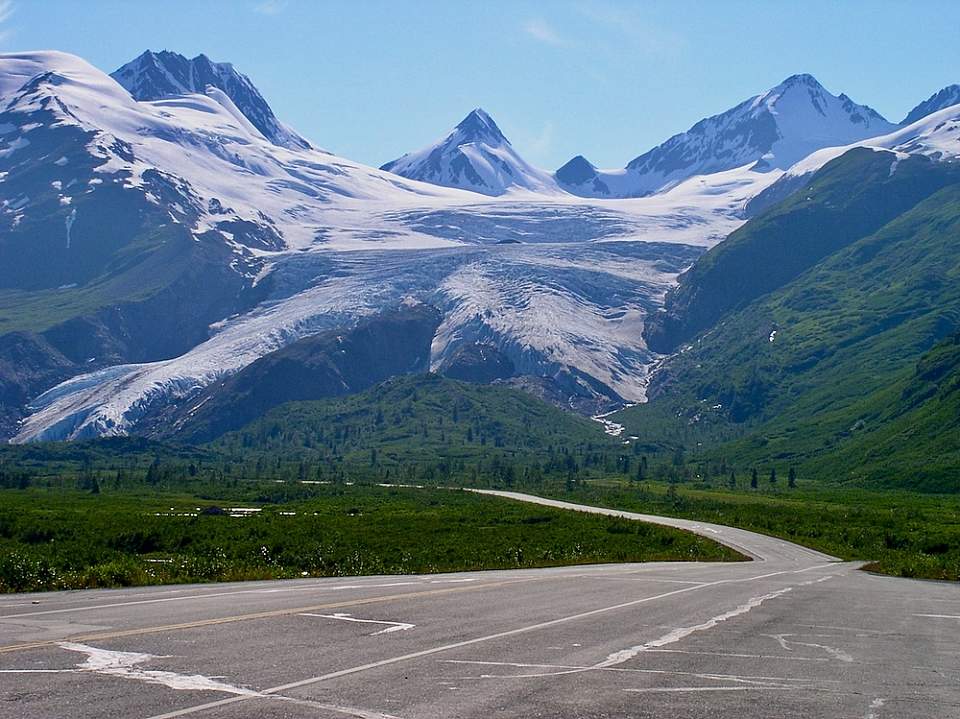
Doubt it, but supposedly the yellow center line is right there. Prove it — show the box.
[0,575,545,655]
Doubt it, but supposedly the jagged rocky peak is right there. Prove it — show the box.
[454,107,508,143]
[554,155,610,196]
[902,84,960,126]
[380,107,560,196]
[626,72,895,174]
[762,73,888,128]
[560,73,896,199]
[111,50,311,150]
[556,155,596,184]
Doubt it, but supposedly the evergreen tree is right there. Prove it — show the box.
[769,468,777,486]
[788,467,797,488]
[750,468,758,489]
[728,470,736,490]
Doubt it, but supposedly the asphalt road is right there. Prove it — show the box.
[1,490,957,719]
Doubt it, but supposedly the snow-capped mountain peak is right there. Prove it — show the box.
[555,155,610,196]
[901,84,960,126]
[556,73,897,198]
[380,108,561,196]
[751,73,889,131]
[629,72,895,175]
[454,107,508,144]
[110,50,311,150]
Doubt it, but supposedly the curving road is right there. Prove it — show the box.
[0,491,957,718]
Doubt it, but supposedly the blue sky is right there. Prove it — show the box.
[4,0,960,169]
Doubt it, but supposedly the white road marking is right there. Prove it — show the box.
[141,563,837,719]
[2,643,402,717]
[441,659,833,688]
[913,614,960,620]
[477,586,795,678]
[766,633,853,662]
[798,576,834,586]
[591,576,705,585]
[47,643,260,695]
[300,612,415,634]
[256,582,420,593]
[604,588,793,664]
[643,648,830,662]
[0,580,435,619]
[787,622,896,635]
[0,568,697,621]
[690,525,721,534]
[866,697,885,718]
[273,695,403,718]
[624,686,790,693]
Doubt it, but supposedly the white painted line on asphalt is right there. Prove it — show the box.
[624,686,790,693]
[300,612,415,635]
[765,633,853,663]
[440,659,833,687]
[2,569,654,620]
[59,642,261,695]
[476,586,797,678]
[256,582,420,593]
[1,580,433,619]
[643,648,830,662]
[603,586,792,665]
[798,576,834,586]
[865,697,886,719]
[272,694,404,718]
[2,645,403,718]
[786,622,899,635]
[913,614,960,620]
[141,562,836,719]
[589,576,705,585]
[3,643,261,695]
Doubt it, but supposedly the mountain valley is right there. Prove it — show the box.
[0,47,957,501]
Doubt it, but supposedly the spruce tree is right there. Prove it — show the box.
[788,467,797,488]
[769,467,777,486]
[750,468,758,489]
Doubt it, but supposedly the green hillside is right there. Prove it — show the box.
[643,149,960,352]
[213,373,619,482]
[617,163,960,491]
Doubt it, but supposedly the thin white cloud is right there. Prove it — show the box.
[575,1,684,55]
[523,18,565,46]
[0,1,14,44]
[528,121,555,157]
[253,0,287,15]
[510,121,556,166]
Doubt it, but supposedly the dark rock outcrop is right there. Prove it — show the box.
[440,343,515,384]
[157,303,443,442]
